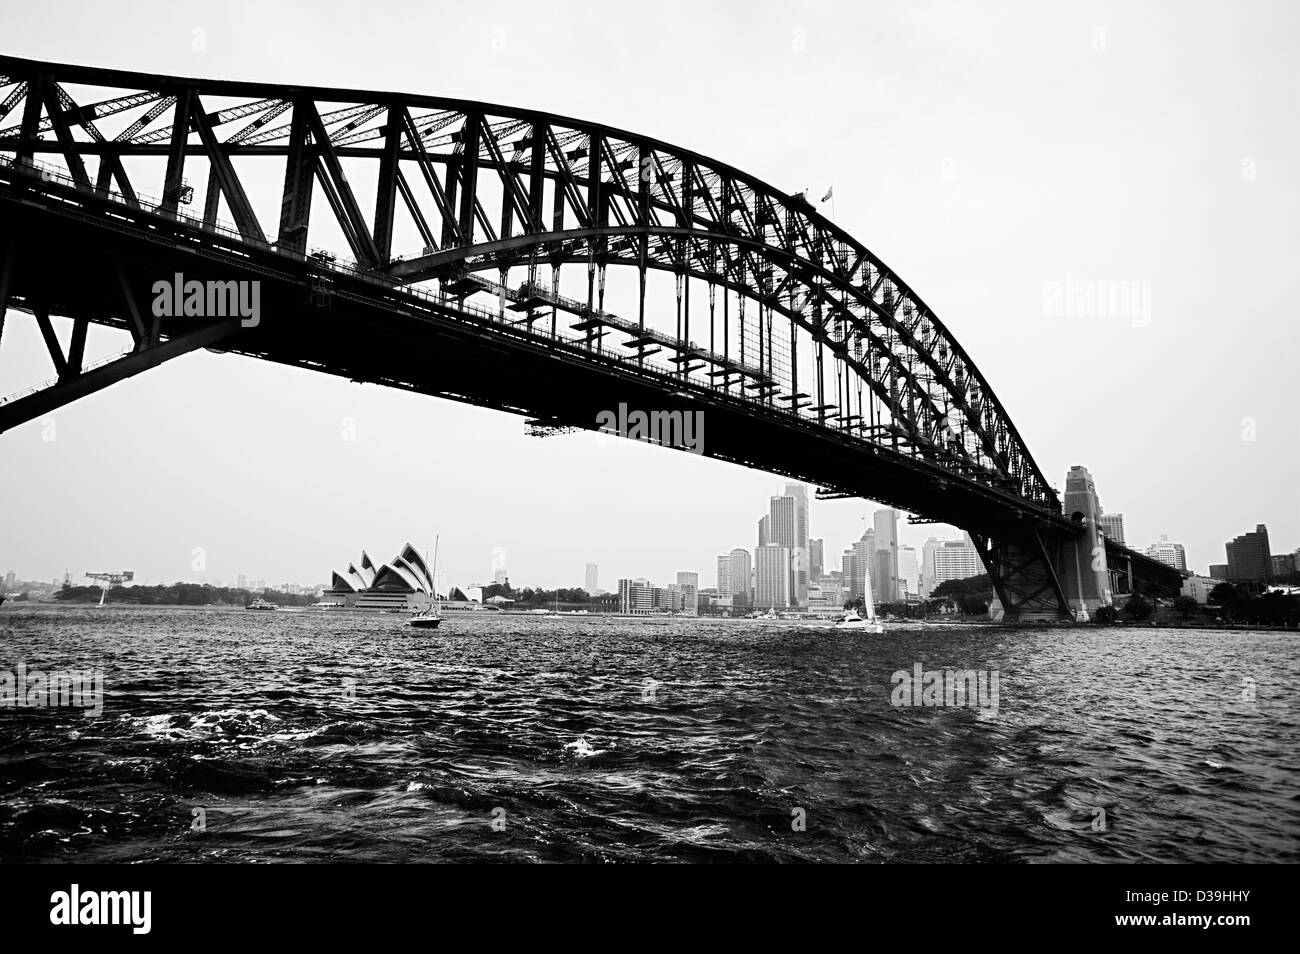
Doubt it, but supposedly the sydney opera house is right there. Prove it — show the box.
[320,543,437,611]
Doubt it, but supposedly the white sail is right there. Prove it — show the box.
[862,571,878,622]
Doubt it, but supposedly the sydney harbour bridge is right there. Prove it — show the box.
[0,54,1177,620]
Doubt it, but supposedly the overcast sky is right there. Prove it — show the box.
[1,0,1296,591]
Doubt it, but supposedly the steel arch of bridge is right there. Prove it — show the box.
[0,54,1056,507]
[0,54,1087,618]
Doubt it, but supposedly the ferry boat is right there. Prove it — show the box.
[248,598,279,611]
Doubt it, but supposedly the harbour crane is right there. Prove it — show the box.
[85,571,134,606]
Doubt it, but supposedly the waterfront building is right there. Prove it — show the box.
[754,545,791,609]
[716,554,731,599]
[676,571,699,616]
[727,548,752,608]
[618,578,655,614]
[321,544,435,610]
[1225,524,1272,581]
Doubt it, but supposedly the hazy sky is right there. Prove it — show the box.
[1,0,1296,591]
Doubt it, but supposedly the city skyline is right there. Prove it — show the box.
[6,493,1295,597]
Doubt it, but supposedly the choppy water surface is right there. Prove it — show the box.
[1,606,1296,863]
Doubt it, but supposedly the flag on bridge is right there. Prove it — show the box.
[821,186,833,203]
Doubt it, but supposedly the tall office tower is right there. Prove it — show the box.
[809,538,824,579]
[716,555,731,600]
[755,545,792,608]
[1098,513,1126,545]
[236,573,247,589]
[873,508,899,603]
[842,535,873,600]
[585,563,599,595]
[769,494,805,603]
[841,549,857,598]
[785,484,810,605]
[728,548,752,608]
[493,566,508,585]
[1226,524,1272,581]
[769,495,797,546]
[676,571,699,616]
[757,514,772,547]
[1143,535,1187,572]
[897,546,919,599]
[920,537,939,598]
[851,530,875,601]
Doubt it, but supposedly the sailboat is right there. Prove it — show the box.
[409,536,443,630]
[836,574,885,633]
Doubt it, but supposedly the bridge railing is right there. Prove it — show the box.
[0,347,133,406]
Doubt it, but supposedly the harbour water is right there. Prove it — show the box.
[1,605,1296,863]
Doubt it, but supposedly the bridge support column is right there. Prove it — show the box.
[972,528,1070,623]
[974,464,1114,623]
[1057,464,1114,620]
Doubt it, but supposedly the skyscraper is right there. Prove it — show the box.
[808,538,824,579]
[755,545,792,609]
[676,572,699,616]
[768,493,805,604]
[1098,513,1126,545]
[757,514,771,547]
[851,530,874,601]
[784,482,809,544]
[585,563,598,595]
[897,546,919,599]
[769,495,797,547]
[873,508,899,603]
[727,548,752,608]
[716,554,731,599]
[1226,524,1272,581]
